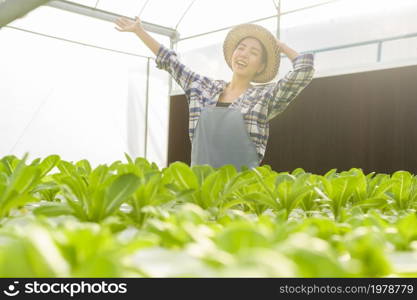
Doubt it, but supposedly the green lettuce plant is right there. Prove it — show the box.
[0,154,60,218]
[34,162,141,222]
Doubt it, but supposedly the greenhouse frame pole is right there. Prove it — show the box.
[144,58,150,160]
[163,37,176,167]
[47,0,178,39]
[275,0,281,40]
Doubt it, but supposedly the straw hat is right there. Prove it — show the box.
[223,23,281,83]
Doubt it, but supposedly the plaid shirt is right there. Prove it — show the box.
[155,44,315,164]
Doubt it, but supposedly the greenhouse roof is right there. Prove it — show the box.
[46,0,339,39]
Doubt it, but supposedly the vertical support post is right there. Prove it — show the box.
[275,0,281,40]
[164,37,176,167]
[144,57,150,159]
[377,41,382,62]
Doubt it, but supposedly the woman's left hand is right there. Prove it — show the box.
[276,41,299,60]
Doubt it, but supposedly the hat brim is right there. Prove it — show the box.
[223,23,281,83]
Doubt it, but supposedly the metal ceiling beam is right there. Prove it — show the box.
[273,0,280,40]
[47,0,179,39]
[174,0,197,30]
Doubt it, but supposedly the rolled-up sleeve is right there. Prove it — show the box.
[155,44,202,94]
[265,53,315,121]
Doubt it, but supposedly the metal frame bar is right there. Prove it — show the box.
[47,0,179,39]
[138,0,150,17]
[174,0,197,31]
[274,0,280,40]
[144,58,150,159]
[305,32,417,56]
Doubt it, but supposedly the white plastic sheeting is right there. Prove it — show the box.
[0,7,170,167]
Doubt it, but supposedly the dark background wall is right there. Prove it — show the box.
[167,64,417,175]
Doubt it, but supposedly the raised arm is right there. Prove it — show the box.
[265,41,315,122]
[114,16,207,96]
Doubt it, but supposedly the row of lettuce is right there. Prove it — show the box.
[0,153,417,277]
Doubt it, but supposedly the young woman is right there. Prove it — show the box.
[115,17,314,171]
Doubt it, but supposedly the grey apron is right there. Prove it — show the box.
[190,106,260,171]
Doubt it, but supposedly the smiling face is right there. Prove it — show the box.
[231,37,266,81]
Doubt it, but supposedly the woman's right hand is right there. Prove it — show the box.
[114,16,143,33]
